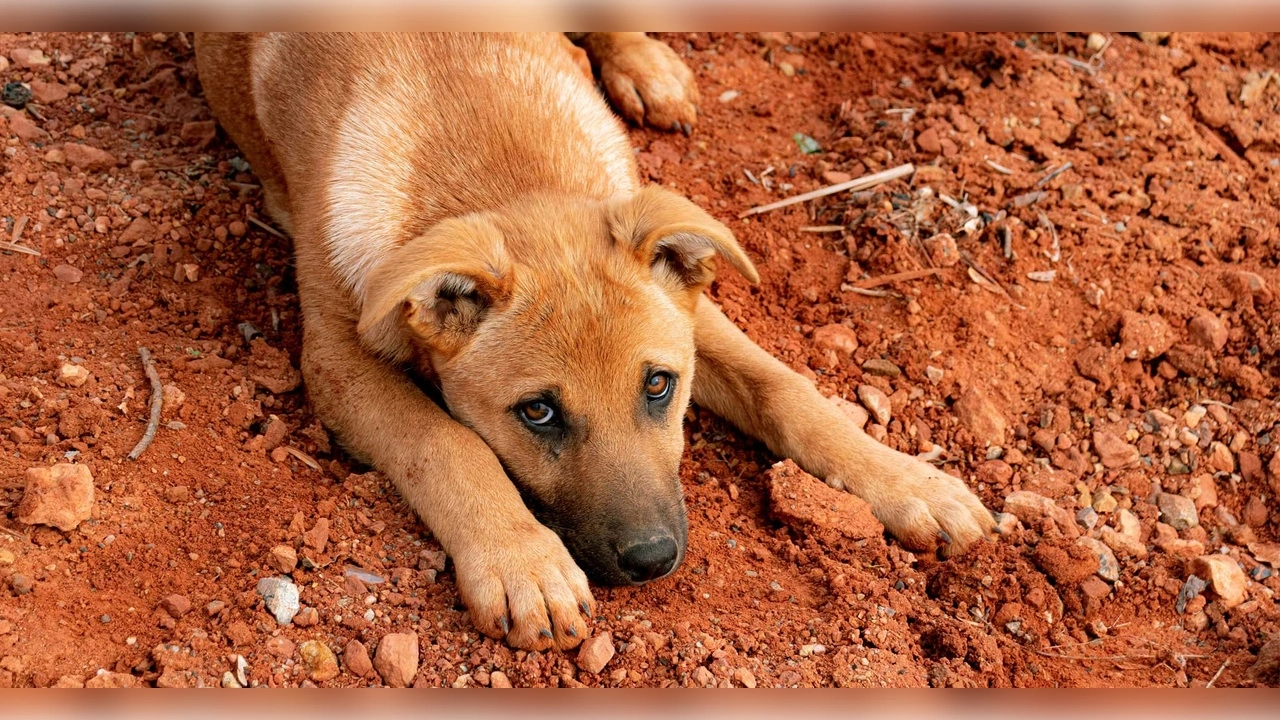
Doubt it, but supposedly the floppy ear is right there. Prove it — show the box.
[609,186,759,303]
[358,215,513,362]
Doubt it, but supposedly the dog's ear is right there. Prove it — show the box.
[358,215,513,362]
[609,186,759,302]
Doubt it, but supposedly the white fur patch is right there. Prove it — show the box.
[323,36,635,302]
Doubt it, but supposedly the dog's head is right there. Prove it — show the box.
[358,186,757,585]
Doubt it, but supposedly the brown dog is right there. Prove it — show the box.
[194,32,994,652]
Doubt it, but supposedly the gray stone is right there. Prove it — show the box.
[256,577,300,625]
[1156,492,1199,530]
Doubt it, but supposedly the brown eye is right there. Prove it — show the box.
[520,400,556,426]
[646,372,673,401]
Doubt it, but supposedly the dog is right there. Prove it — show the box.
[194,32,995,652]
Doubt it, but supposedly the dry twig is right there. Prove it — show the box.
[1206,659,1229,688]
[128,347,164,461]
[985,159,1014,175]
[1036,162,1074,187]
[853,267,942,290]
[739,163,915,219]
[0,241,40,257]
[248,216,287,239]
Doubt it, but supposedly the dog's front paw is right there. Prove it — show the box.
[596,35,700,134]
[842,456,996,558]
[453,522,595,651]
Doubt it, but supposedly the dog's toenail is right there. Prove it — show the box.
[540,628,553,639]
[567,626,577,637]
[580,601,592,618]
[499,616,509,635]
[681,122,692,136]
[938,530,953,545]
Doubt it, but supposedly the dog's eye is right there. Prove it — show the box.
[519,400,557,427]
[645,372,673,401]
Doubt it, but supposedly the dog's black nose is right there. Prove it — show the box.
[616,533,678,583]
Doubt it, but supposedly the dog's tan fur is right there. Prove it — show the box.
[195,32,994,652]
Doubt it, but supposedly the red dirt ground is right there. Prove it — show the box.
[1,32,1278,688]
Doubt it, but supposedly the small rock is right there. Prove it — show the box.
[373,632,419,688]
[228,220,248,238]
[811,324,858,356]
[1077,537,1120,582]
[1076,507,1098,530]
[1086,33,1108,53]
[265,636,296,659]
[1093,431,1139,469]
[17,463,94,532]
[0,549,14,566]
[861,358,901,377]
[1188,475,1218,510]
[1239,452,1264,484]
[84,671,141,688]
[828,395,869,429]
[690,665,716,687]
[163,486,189,503]
[489,671,513,688]
[293,607,319,627]
[0,82,26,110]
[57,363,91,388]
[1156,492,1199,530]
[1189,555,1248,609]
[299,640,340,682]
[1206,443,1235,473]
[1003,491,1078,538]
[268,545,298,574]
[856,385,891,426]
[733,667,757,688]
[1187,314,1227,351]
[821,171,851,184]
[9,573,33,595]
[180,120,217,149]
[255,577,300,625]
[925,365,944,384]
[1139,32,1171,44]
[576,632,615,674]
[923,232,959,267]
[162,384,186,413]
[10,48,50,67]
[717,89,739,103]
[1118,311,1175,361]
[29,80,69,104]
[303,517,330,553]
[52,264,83,284]
[1091,488,1118,513]
[62,143,117,171]
[160,594,191,619]
[1242,497,1268,528]
[955,387,1006,446]
[205,600,226,617]
[343,639,374,678]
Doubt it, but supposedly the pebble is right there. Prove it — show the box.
[799,643,826,656]
[255,577,300,625]
[577,632,616,674]
[343,639,374,678]
[10,48,50,67]
[17,463,95,532]
[733,667,757,688]
[1091,488,1118,513]
[828,395,869,429]
[1086,33,1108,53]
[1077,537,1120,582]
[1099,526,1147,559]
[1189,556,1248,609]
[373,632,419,688]
[1003,491,1078,538]
[265,636,296,658]
[1188,475,1218,510]
[690,666,716,687]
[206,600,226,617]
[160,594,191,619]
[489,671,512,688]
[856,385,891,426]
[293,607,319,627]
[718,89,740,103]
[1093,431,1139,469]
[925,365,944,385]
[1206,443,1235,473]
[299,640,340,682]
[861,358,901,377]
[0,549,14,566]
[57,363,91,388]
[62,143,117,171]
[52,264,84,284]
[268,545,298,574]
[1118,311,1175,361]
[811,324,859,356]
[303,518,330,553]
[923,232,959,267]
[1075,507,1098,530]
[221,671,241,688]
[955,387,1006,446]
[10,573,33,595]
[228,220,248,238]
[1156,492,1198,530]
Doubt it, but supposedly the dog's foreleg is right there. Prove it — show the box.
[297,287,593,650]
[690,296,995,556]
